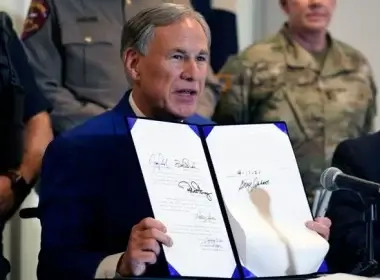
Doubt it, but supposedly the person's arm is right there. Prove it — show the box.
[6,15,54,185]
[326,141,380,271]
[0,111,52,218]
[19,112,53,184]
[22,0,106,133]
[0,13,53,218]
[0,112,53,219]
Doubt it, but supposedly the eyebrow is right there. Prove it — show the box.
[172,48,209,56]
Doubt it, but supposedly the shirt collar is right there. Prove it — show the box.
[129,92,146,117]
[128,92,184,122]
[279,23,355,75]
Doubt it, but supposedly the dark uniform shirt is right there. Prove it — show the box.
[9,26,51,122]
[22,0,220,134]
[0,11,50,280]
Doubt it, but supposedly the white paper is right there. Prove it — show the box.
[130,118,237,278]
[205,123,329,277]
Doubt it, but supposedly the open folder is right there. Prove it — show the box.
[126,117,329,279]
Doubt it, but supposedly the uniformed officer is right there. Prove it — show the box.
[21,0,221,135]
[0,12,53,280]
[213,0,377,204]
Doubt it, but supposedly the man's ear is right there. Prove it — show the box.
[123,48,140,81]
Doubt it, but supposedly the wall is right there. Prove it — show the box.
[1,1,380,279]
[0,0,29,33]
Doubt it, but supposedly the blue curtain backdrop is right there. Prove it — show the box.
[191,0,238,72]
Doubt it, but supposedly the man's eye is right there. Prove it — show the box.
[197,56,207,62]
[172,54,183,60]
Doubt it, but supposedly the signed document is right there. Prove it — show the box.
[127,118,238,278]
[204,123,329,277]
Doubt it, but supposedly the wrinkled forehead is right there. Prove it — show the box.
[147,18,209,54]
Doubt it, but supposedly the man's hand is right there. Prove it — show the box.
[0,176,14,214]
[305,217,331,240]
[118,217,173,276]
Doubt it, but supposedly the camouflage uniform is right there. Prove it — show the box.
[213,25,377,204]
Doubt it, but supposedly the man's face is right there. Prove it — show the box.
[282,0,336,32]
[128,17,209,119]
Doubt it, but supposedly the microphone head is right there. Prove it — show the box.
[320,167,343,191]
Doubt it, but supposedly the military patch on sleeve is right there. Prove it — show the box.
[21,0,50,40]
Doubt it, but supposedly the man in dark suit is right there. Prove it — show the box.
[326,131,380,275]
[37,3,331,279]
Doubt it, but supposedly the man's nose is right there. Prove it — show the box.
[181,60,201,81]
[309,0,323,7]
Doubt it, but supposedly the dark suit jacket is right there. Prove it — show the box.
[325,131,380,273]
[37,91,214,279]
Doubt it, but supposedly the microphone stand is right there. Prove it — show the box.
[351,196,378,277]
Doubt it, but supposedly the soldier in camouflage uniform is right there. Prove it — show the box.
[213,0,377,204]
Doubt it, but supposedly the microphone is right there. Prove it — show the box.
[320,167,380,196]
[321,167,380,276]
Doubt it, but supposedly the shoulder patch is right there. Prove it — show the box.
[21,0,50,40]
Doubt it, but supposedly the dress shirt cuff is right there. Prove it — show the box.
[95,252,124,279]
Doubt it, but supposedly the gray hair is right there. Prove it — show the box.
[120,3,211,57]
